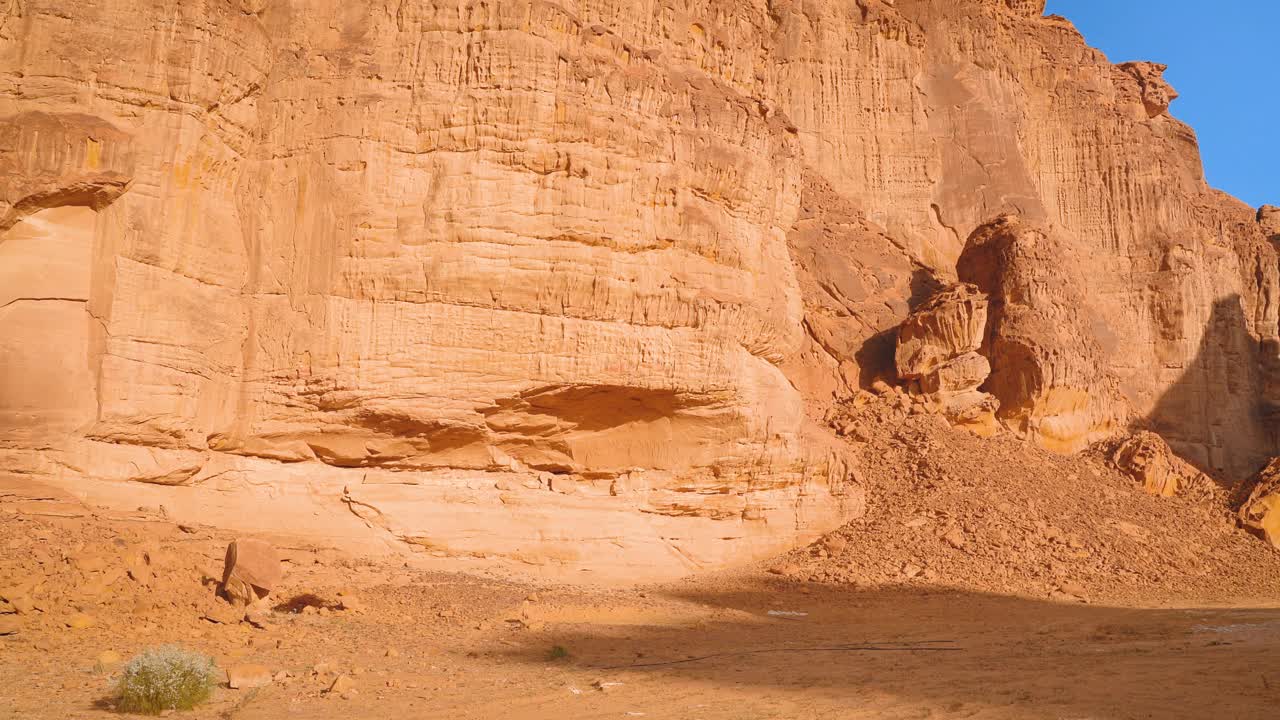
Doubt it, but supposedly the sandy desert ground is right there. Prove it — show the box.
[3,471,1278,720]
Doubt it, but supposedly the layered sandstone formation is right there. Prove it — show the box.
[2,0,1277,575]
[894,283,999,434]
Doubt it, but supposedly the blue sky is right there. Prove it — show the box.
[1045,1,1276,209]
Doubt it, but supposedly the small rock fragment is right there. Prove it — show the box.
[202,605,242,625]
[328,674,357,696]
[125,552,153,586]
[245,608,271,629]
[66,613,96,630]
[767,562,799,576]
[95,651,122,670]
[227,664,273,689]
[70,552,109,573]
[592,679,623,692]
[1057,580,1088,598]
[11,596,34,615]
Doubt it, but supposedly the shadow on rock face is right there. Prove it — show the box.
[845,268,947,389]
[908,267,946,312]
[1143,294,1278,486]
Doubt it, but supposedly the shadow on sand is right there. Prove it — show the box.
[491,579,1280,719]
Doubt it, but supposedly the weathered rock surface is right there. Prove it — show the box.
[2,0,1277,575]
[894,283,999,434]
[1118,62,1180,118]
[896,284,989,382]
[1240,460,1280,548]
[1111,431,1214,499]
[1260,206,1280,245]
[957,216,1130,452]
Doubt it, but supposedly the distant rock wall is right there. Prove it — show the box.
[1,0,1275,576]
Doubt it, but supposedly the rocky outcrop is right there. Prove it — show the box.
[895,284,1000,434]
[2,0,1277,575]
[1261,206,1280,245]
[957,216,1130,453]
[1111,431,1215,499]
[1240,460,1280,548]
[784,171,934,401]
[896,284,989,381]
[1,0,865,579]
[1118,62,1180,118]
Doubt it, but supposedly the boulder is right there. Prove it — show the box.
[895,284,988,380]
[227,664,274,690]
[1240,459,1280,548]
[895,283,1000,434]
[932,389,1002,437]
[920,352,991,395]
[328,674,357,697]
[95,651,123,670]
[65,613,95,630]
[1111,431,1214,498]
[220,539,282,606]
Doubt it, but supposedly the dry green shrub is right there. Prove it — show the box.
[115,645,219,715]
[546,644,570,660]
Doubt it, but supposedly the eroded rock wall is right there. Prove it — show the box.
[1,0,1276,576]
[1,0,866,578]
[781,0,1279,479]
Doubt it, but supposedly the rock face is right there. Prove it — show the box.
[2,0,1277,575]
[957,216,1131,453]
[1260,206,1280,246]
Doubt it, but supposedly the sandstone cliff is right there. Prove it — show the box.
[2,0,1275,577]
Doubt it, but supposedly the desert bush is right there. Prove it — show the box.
[115,645,219,715]
[546,644,570,661]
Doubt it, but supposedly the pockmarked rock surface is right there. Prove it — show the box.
[2,0,1277,576]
